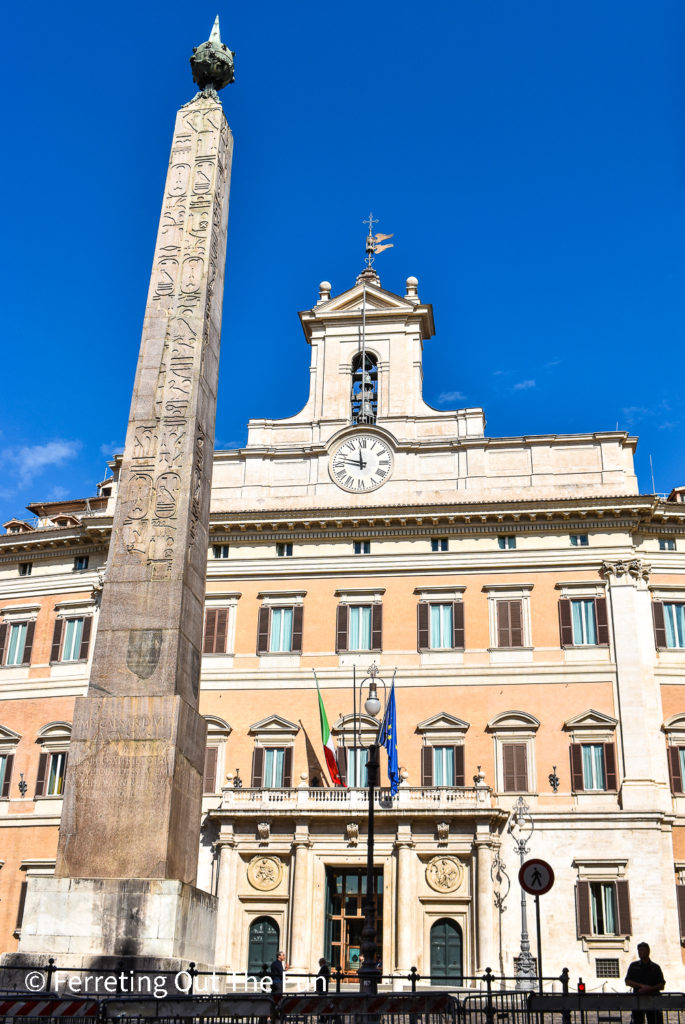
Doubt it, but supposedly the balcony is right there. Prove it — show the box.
[216,784,492,813]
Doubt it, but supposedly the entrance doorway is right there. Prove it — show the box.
[430,918,463,985]
[325,867,383,973]
[248,916,279,977]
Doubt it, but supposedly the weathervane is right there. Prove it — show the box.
[363,213,394,269]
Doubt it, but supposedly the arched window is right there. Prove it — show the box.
[247,916,279,976]
[351,352,378,424]
[430,918,463,985]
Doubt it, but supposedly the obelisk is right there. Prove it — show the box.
[15,20,234,965]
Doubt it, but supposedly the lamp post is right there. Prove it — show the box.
[355,663,385,995]
[507,796,535,990]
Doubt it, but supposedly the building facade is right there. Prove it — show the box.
[1,268,685,987]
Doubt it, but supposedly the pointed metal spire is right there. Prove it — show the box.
[209,15,221,44]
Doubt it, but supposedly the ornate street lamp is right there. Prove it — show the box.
[507,796,535,990]
[354,663,386,995]
[491,848,511,985]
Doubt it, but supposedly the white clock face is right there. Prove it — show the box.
[329,434,394,492]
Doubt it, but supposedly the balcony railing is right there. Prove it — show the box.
[218,784,492,810]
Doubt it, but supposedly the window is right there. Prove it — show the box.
[570,534,589,547]
[203,608,229,654]
[73,556,89,571]
[35,750,68,797]
[416,602,465,651]
[570,743,618,792]
[0,621,35,667]
[659,539,676,551]
[676,881,685,943]
[496,600,523,648]
[18,563,32,577]
[202,715,231,794]
[251,746,293,788]
[0,752,14,797]
[667,747,685,794]
[345,747,369,787]
[559,598,609,647]
[51,616,92,663]
[203,746,219,793]
[276,543,293,557]
[653,602,685,649]
[353,541,371,555]
[501,742,528,792]
[595,959,620,979]
[336,603,382,653]
[431,538,448,552]
[421,745,465,787]
[257,605,303,654]
[212,544,230,559]
[497,536,516,550]
[575,877,631,938]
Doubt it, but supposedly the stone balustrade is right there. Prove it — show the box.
[218,784,491,810]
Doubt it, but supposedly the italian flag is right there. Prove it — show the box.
[316,680,344,787]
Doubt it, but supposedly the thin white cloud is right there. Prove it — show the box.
[100,441,124,458]
[514,379,536,391]
[5,440,82,488]
[48,485,69,500]
[545,359,561,368]
[437,391,467,405]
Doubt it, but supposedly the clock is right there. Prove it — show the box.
[329,434,394,492]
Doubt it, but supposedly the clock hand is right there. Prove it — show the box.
[358,450,364,470]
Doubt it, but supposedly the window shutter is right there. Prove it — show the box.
[668,747,683,794]
[62,752,68,787]
[22,621,35,665]
[509,601,523,648]
[615,880,632,935]
[595,598,609,646]
[453,602,465,649]
[604,744,618,791]
[50,619,64,662]
[34,752,48,797]
[514,743,528,789]
[214,609,228,654]
[371,604,383,651]
[203,609,217,654]
[677,886,685,941]
[417,603,429,651]
[421,747,433,786]
[282,747,293,788]
[454,745,465,787]
[558,599,574,647]
[257,606,270,654]
[502,743,516,791]
[203,746,218,793]
[291,606,303,653]
[337,746,348,786]
[496,602,510,648]
[251,747,264,788]
[576,880,591,937]
[336,605,349,653]
[570,744,584,792]
[79,617,92,660]
[653,602,667,649]
[0,623,7,665]
[2,754,14,797]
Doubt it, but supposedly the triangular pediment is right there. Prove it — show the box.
[0,725,21,742]
[563,709,618,730]
[417,713,470,733]
[317,283,417,316]
[249,714,299,736]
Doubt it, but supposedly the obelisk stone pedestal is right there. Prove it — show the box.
[10,27,235,970]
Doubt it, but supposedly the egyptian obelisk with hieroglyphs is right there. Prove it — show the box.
[15,20,234,965]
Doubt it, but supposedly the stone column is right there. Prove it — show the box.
[395,824,415,973]
[602,560,670,811]
[288,823,312,973]
[214,825,239,968]
[475,832,495,973]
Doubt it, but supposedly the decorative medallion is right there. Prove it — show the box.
[247,855,283,891]
[426,855,463,893]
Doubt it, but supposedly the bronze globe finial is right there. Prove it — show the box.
[190,16,235,95]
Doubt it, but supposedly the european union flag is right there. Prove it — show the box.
[377,681,399,795]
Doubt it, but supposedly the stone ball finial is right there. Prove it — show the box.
[318,281,332,303]
[190,16,235,93]
[405,276,419,300]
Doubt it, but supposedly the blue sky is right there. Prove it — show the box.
[2,1,684,522]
